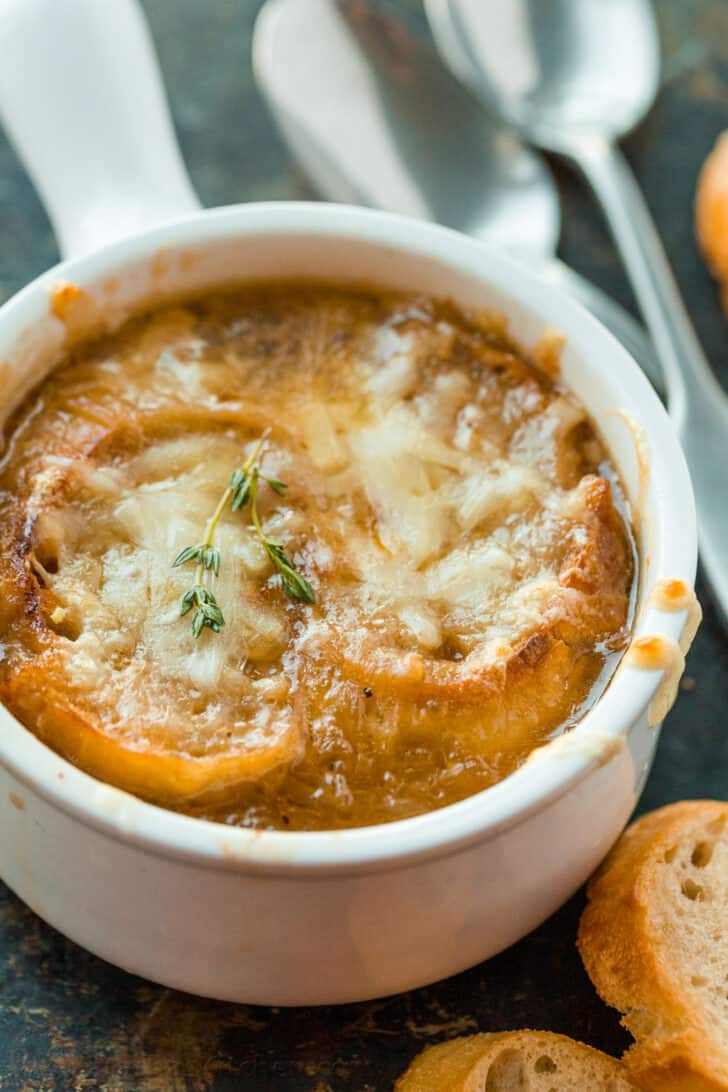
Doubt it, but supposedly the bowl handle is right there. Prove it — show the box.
[0,0,201,259]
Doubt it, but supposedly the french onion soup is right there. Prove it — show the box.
[0,285,634,830]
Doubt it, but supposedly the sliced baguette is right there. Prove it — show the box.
[579,800,728,1091]
[395,1030,638,1090]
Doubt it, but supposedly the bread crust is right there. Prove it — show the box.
[578,801,728,1091]
[395,1030,638,1090]
[0,659,300,805]
[696,131,728,313]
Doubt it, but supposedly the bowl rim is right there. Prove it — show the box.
[0,201,698,875]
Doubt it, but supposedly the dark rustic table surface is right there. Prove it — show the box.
[1,2,727,1089]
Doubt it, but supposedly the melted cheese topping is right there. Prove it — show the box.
[0,286,634,829]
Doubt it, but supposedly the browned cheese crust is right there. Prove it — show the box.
[578,801,728,1091]
[0,286,633,830]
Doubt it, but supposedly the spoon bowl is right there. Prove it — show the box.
[253,0,660,386]
[427,0,659,148]
[255,0,559,262]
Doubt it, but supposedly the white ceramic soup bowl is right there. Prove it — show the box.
[0,0,697,1004]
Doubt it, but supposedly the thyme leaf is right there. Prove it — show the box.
[247,469,315,605]
[173,544,220,576]
[179,584,225,637]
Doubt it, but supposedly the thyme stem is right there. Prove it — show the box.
[193,433,267,590]
[172,429,314,638]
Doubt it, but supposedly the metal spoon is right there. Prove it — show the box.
[427,0,728,619]
[253,0,660,389]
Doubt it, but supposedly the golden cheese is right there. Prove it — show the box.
[0,286,634,830]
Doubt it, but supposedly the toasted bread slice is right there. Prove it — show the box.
[395,1030,638,1090]
[579,800,728,1091]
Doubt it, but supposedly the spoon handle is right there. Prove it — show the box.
[575,136,728,620]
[574,138,722,421]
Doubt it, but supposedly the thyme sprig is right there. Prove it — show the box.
[172,434,314,638]
[248,468,316,604]
[179,583,224,639]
